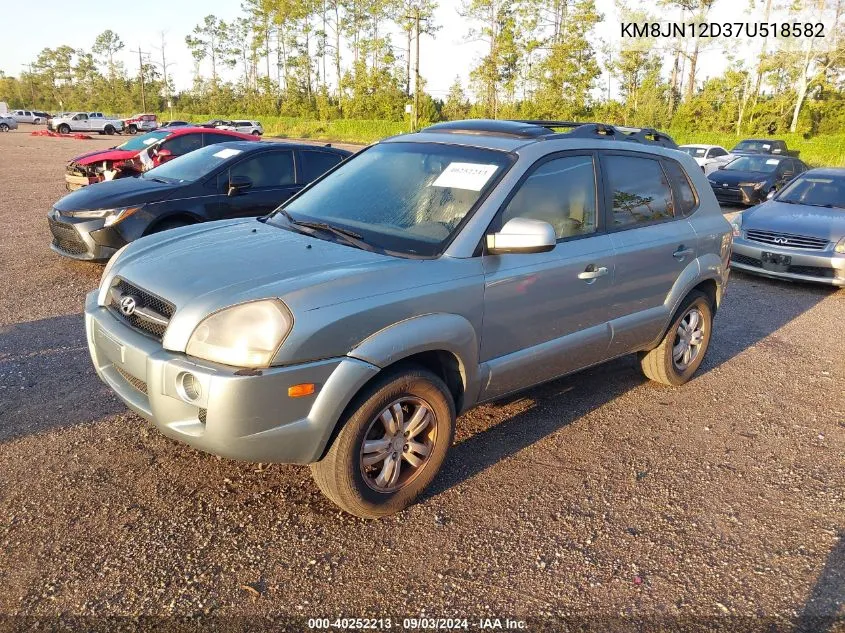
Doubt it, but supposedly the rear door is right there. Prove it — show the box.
[216,148,299,218]
[480,152,617,400]
[600,151,699,356]
[296,149,346,185]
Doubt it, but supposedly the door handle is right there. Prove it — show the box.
[577,265,608,280]
[673,246,694,259]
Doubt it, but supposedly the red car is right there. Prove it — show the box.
[122,113,158,135]
[64,126,259,190]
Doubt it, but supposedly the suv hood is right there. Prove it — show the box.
[71,148,140,165]
[743,200,845,241]
[54,176,179,211]
[106,219,429,350]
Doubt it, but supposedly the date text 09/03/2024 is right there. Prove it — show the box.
[307,618,528,630]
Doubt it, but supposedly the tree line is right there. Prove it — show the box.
[1,0,843,136]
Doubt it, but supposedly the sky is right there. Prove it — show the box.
[0,0,819,102]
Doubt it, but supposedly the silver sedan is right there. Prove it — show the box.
[730,168,845,286]
[0,115,18,132]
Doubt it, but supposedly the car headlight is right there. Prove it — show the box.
[100,243,130,285]
[186,300,292,368]
[730,213,743,237]
[66,205,143,227]
[835,237,845,254]
[738,182,765,190]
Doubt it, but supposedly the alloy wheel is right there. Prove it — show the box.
[359,397,437,493]
[672,307,706,371]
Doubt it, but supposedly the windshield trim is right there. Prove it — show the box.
[267,141,518,259]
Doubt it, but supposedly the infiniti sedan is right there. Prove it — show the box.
[730,168,845,286]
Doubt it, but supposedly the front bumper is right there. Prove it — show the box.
[84,291,380,464]
[711,183,766,206]
[731,236,845,286]
[47,213,125,261]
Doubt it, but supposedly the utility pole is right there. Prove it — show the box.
[130,46,150,112]
[21,64,35,103]
[413,5,420,131]
[152,32,176,117]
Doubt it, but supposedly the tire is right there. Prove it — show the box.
[104,125,115,135]
[58,124,70,134]
[639,290,713,386]
[251,130,261,136]
[0,124,8,132]
[128,124,137,135]
[311,367,456,518]
[148,218,193,234]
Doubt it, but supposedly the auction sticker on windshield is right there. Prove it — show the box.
[213,148,243,159]
[766,159,779,164]
[431,162,498,191]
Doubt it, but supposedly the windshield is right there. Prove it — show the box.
[776,174,845,208]
[680,146,707,157]
[724,155,782,173]
[732,140,774,153]
[268,142,513,257]
[141,143,246,183]
[117,130,169,151]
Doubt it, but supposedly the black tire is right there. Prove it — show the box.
[0,123,8,132]
[251,130,261,136]
[148,218,193,234]
[58,124,70,134]
[311,367,456,518]
[128,124,137,135]
[104,125,115,135]
[639,290,713,386]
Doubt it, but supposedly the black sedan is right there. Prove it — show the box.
[47,141,351,261]
[707,154,808,206]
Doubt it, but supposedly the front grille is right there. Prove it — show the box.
[731,253,762,267]
[745,229,829,250]
[107,278,175,341]
[47,216,88,255]
[115,366,148,394]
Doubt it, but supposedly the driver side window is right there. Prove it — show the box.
[501,155,597,240]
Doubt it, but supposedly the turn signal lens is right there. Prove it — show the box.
[288,383,315,398]
[835,237,845,254]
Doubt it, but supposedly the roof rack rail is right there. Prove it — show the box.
[510,119,678,148]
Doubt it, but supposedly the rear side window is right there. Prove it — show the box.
[162,133,202,155]
[299,151,344,183]
[663,160,697,216]
[604,155,675,227]
[204,132,239,146]
[501,154,597,239]
[710,147,728,157]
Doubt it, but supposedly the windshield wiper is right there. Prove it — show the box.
[275,210,372,250]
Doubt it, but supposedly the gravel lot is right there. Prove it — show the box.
[0,129,843,632]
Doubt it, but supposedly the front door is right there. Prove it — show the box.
[480,152,616,401]
[216,149,301,218]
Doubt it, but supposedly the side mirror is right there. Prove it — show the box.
[766,190,776,200]
[227,175,252,196]
[718,165,726,170]
[486,218,556,255]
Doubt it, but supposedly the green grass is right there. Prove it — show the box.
[156,112,845,165]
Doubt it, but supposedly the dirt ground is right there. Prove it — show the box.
[0,128,843,632]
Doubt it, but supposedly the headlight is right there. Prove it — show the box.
[186,300,292,368]
[730,213,743,237]
[738,182,765,190]
[100,243,129,285]
[835,237,845,254]
[66,205,143,227]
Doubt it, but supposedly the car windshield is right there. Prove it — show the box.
[732,140,774,152]
[724,155,782,173]
[268,142,513,257]
[117,130,170,151]
[141,143,245,183]
[680,147,707,157]
[776,174,845,209]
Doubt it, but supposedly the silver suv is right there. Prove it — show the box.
[84,120,731,518]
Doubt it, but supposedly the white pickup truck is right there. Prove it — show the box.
[49,112,125,135]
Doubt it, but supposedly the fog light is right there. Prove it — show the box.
[178,372,202,402]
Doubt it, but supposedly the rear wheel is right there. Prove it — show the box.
[251,130,261,136]
[639,290,713,386]
[104,125,115,135]
[128,124,137,135]
[58,124,70,134]
[311,367,455,518]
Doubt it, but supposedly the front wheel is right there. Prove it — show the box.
[0,123,8,132]
[639,290,713,386]
[311,367,456,518]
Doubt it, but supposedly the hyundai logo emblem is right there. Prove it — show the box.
[722,183,728,188]
[119,295,138,316]
[773,237,788,244]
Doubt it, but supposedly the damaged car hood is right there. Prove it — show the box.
[70,148,140,165]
